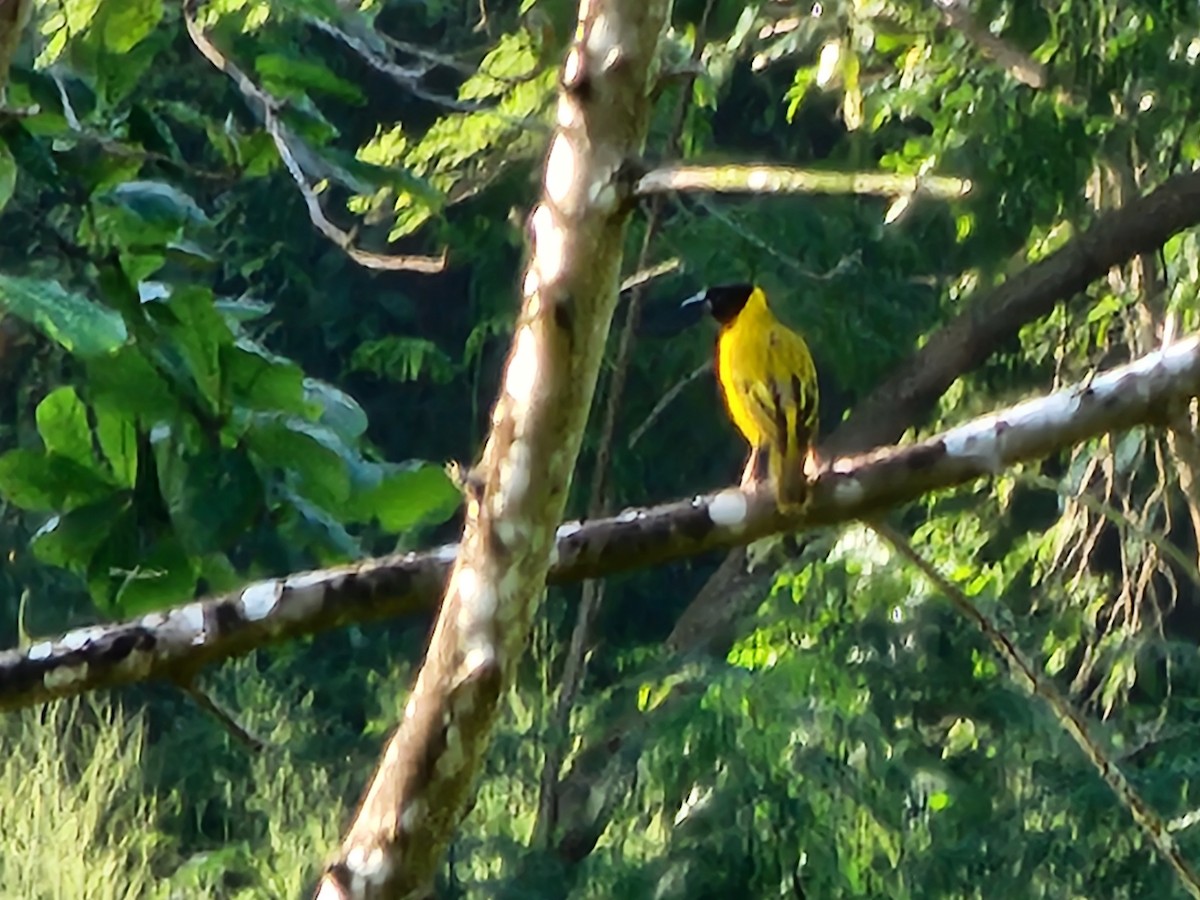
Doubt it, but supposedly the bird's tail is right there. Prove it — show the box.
[770,441,810,509]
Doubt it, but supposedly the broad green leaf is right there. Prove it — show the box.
[111,535,198,615]
[35,387,95,471]
[31,496,132,572]
[96,180,209,231]
[244,414,353,511]
[147,286,233,411]
[152,425,264,554]
[0,275,127,357]
[94,404,138,488]
[304,378,368,442]
[215,296,274,324]
[255,54,365,104]
[0,449,115,512]
[355,462,461,532]
[197,552,241,595]
[86,346,181,424]
[281,487,361,562]
[223,340,308,415]
[96,0,164,53]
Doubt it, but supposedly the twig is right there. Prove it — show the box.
[637,164,971,200]
[873,519,1200,899]
[627,361,712,449]
[933,0,1048,89]
[620,257,681,293]
[1021,470,1200,592]
[306,15,550,133]
[183,0,447,273]
[177,678,268,753]
[681,196,860,281]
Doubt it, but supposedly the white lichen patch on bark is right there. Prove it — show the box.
[530,204,567,284]
[545,134,577,205]
[708,489,749,528]
[239,579,282,621]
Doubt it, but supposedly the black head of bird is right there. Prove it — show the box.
[679,282,757,326]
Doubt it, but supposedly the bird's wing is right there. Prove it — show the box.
[737,331,817,455]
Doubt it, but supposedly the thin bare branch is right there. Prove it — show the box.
[619,256,681,293]
[3,338,1200,716]
[934,0,1048,89]
[306,14,551,132]
[637,164,972,200]
[875,520,1200,898]
[627,361,711,449]
[1021,470,1200,592]
[183,0,447,274]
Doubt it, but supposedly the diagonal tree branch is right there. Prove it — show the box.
[669,165,1200,668]
[933,0,1048,89]
[184,0,447,274]
[830,167,1200,456]
[876,519,1200,898]
[2,338,1199,715]
[314,1,670,896]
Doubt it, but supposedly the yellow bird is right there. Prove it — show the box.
[681,283,819,508]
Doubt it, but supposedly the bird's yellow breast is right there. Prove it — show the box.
[714,287,817,450]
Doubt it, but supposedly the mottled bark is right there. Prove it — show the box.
[315,0,669,896]
[0,0,30,101]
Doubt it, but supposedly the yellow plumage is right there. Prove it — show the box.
[683,284,819,508]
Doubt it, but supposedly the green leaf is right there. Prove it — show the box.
[152,425,265,554]
[243,414,353,512]
[223,340,308,415]
[94,404,138,488]
[350,336,456,383]
[35,387,95,470]
[355,462,461,532]
[111,535,198,615]
[255,54,366,105]
[146,286,233,411]
[459,32,538,101]
[280,487,361,562]
[0,449,116,512]
[31,496,132,572]
[0,275,128,357]
[304,378,368,442]
[0,139,15,214]
[215,296,274,324]
[96,180,209,231]
[86,346,181,424]
[96,0,164,53]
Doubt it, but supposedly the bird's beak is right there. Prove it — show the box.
[678,290,710,330]
[677,290,710,330]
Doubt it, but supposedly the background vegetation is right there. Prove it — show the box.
[3,0,1200,896]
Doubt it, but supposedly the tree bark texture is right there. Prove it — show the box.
[315,1,670,896]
